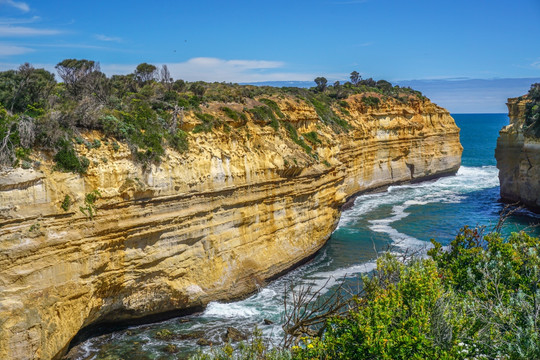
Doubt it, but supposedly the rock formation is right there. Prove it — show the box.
[0,95,462,359]
[495,97,540,212]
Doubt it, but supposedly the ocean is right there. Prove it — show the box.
[74,113,540,359]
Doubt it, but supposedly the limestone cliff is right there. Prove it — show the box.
[495,97,540,212]
[0,95,462,359]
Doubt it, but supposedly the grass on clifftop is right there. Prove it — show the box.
[190,227,540,360]
[0,60,426,171]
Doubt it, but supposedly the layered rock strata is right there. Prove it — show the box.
[0,96,462,359]
[495,97,540,212]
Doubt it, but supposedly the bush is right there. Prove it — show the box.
[79,190,101,219]
[167,129,189,153]
[190,328,292,360]
[259,98,285,119]
[302,131,321,145]
[53,139,89,173]
[308,95,349,131]
[192,112,216,133]
[362,96,380,108]
[221,106,239,121]
[61,194,71,211]
[293,228,540,360]
[283,122,312,155]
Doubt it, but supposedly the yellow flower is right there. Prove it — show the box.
[307,343,314,349]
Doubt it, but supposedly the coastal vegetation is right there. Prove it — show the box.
[190,227,540,360]
[523,83,540,137]
[0,61,425,171]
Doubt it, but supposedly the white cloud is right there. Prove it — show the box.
[0,0,29,12]
[531,60,540,69]
[95,34,122,42]
[0,43,33,56]
[0,25,61,36]
[102,57,324,83]
[0,15,39,24]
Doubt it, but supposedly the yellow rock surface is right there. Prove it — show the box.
[0,96,462,359]
[495,97,540,211]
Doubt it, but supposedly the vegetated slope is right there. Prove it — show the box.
[0,61,462,360]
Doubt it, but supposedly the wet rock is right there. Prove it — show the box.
[61,344,87,360]
[263,319,274,325]
[222,327,248,343]
[155,329,174,340]
[177,330,204,340]
[178,318,191,323]
[196,338,213,346]
[163,343,179,353]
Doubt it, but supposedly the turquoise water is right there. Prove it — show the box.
[75,114,540,359]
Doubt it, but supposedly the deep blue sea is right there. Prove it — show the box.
[76,114,540,359]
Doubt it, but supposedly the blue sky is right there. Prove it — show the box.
[1,0,539,112]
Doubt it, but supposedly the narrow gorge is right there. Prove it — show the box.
[0,94,462,360]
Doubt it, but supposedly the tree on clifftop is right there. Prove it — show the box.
[0,63,56,113]
[55,59,101,98]
[314,77,328,92]
[134,63,157,85]
[350,70,361,86]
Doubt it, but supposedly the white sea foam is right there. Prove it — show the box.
[338,166,498,231]
[203,301,259,318]
[299,261,377,294]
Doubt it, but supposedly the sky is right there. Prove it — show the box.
[1,0,539,112]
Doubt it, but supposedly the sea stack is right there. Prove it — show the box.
[495,91,540,212]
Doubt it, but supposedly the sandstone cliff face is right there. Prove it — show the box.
[0,96,462,359]
[495,98,540,212]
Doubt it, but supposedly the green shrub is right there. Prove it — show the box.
[221,106,239,121]
[61,195,71,211]
[167,129,189,153]
[53,139,89,174]
[362,96,380,108]
[302,131,321,145]
[294,228,540,360]
[79,190,101,219]
[283,122,312,155]
[308,95,349,131]
[192,112,216,133]
[190,328,292,360]
[259,98,285,118]
[15,147,31,161]
[294,254,457,360]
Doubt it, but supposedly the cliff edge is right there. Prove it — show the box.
[0,94,462,359]
[495,95,540,212]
